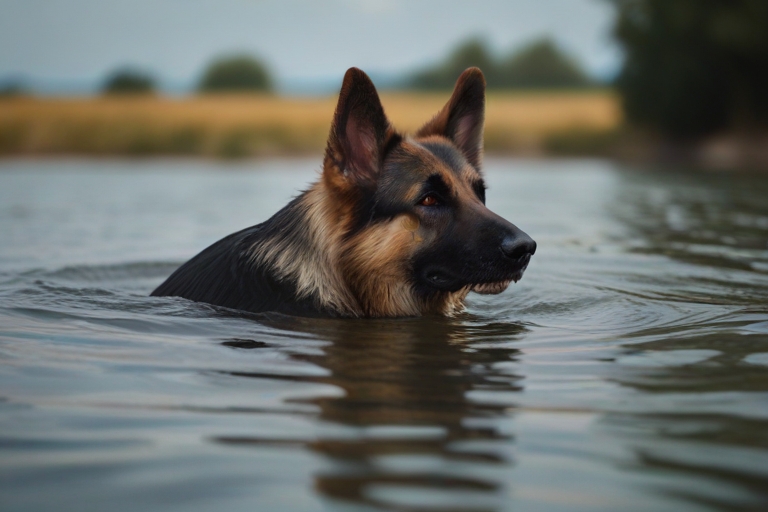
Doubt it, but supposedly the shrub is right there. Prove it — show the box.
[0,81,29,97]
[102,68,156,95]
[198,55,273,93]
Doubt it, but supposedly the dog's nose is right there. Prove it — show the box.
[500,236,536,260]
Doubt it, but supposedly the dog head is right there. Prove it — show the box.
[322,67,536,316]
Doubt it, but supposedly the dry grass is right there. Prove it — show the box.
[0,91,621,158]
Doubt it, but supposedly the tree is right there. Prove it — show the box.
[611,0,768,139]
[496,39,590,89]
[102,68,155,95]
[410,38,496,89]
[198,54,273,93]
[409,37,592,90]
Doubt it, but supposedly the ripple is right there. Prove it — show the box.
[29,261,182,283]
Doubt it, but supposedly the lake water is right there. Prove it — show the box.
[1,158,767,512]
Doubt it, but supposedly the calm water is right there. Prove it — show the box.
[1,158,767,512]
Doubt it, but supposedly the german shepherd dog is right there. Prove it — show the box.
[151,67,536,317]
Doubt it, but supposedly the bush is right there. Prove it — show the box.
[198,55,273,93]
[102,69,155,95]
[0,81,29,97]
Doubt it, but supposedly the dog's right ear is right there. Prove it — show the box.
[324,68,396,190]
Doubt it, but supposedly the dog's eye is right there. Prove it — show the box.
[418,194,439,207]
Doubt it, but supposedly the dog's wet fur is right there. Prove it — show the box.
[151,67,536,317]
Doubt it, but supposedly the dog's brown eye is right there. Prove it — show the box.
[419,194,439,206]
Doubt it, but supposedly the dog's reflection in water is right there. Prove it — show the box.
[217,314,526,511]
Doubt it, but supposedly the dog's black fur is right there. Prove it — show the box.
[152,67,536,318]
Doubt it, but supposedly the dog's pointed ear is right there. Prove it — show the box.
[324,67,395,188]
[416,67,485,169]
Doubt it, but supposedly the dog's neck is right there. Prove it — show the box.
[248,181,362,316]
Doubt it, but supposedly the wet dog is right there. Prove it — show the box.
[151,67,536,317]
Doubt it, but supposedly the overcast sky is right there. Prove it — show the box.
[0,0,621,93]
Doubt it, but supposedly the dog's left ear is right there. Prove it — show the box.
[324,67,395,188]
[416,67,485,169]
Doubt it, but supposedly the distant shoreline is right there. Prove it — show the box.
[3,93,765,170]
[0,91,619,159]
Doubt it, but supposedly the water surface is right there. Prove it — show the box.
[1,158,767,511]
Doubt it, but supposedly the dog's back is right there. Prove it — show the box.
[151,223,322,316]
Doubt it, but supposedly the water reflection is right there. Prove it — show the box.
[217,316,526,510]
[614,170,768,275]
[604,408,768,510]
[615,332,768,393]
[608,322,768,508]
[596,169,768,509]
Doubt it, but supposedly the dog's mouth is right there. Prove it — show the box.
[471,279,513,295]
[421,257,529,295]
[470,266,526,295]
[470,253,531,294]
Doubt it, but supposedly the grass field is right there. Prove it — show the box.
[0,91,621,158]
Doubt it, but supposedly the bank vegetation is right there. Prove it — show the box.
[0,91,619,158]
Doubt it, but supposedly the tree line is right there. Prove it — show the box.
[102,38,590,96]
[102,54,273,95]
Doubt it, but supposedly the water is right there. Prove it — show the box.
[1,158,767,512]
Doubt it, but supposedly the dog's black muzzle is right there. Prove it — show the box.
[419,221,536,293]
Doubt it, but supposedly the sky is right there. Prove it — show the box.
[0,0,621,94]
